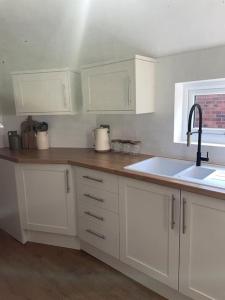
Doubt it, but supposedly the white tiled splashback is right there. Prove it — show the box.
[3,114,97,148]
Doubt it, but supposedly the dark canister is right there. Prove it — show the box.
[8,131,21,150]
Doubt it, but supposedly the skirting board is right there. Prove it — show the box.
[27,231,80,250]
[81,241,192,300]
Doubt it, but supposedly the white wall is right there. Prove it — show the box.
[97,45,225,165]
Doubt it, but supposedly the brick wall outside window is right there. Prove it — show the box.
[194,94,225,128]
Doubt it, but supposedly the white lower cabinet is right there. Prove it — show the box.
[76,167,119,258]
[78,203,119,258]
[119,177,180,289]
[180,191,225,300]
[10,163,225,300]
[17,164,76,236]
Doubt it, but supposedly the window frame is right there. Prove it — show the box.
[174,78,225,147]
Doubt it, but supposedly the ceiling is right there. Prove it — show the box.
[1,0,225,70]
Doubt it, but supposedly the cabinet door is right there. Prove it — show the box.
[180,191,225,300]
[13,71,71,114]
[119,177,180,289]
[82,61,134,112]
[18,165,76,236]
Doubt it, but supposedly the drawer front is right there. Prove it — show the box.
[76,167,118,193]
[78,204,119,258]
[78,184,118,213]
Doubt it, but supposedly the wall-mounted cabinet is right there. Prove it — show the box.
[12,69,81,115]
[81,55,155,114]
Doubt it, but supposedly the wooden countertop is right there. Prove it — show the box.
[1,147,225,200]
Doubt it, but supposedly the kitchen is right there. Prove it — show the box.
[1,1,225,300]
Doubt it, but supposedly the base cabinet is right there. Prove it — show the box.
[17,164,76,236]
[0,160,24,242]
[76,167,119,258]
[119,177,180,289]
[2,161,225,300]
[180,191,225,300]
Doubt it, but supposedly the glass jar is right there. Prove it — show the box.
[130,141,141,155]
[111,139,122,152]
[122,140,131,154]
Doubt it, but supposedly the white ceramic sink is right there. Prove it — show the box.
[124,157,194,177]
[176,166,216,180]
[125,156,225,189]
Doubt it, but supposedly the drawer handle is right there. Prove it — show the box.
[86,229,105,240]
[84,193,104,203]
[84,211,104,221]
[83,175,103,183]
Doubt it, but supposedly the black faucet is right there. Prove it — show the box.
[187,103,209,166]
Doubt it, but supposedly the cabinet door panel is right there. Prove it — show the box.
[180,191,225,300]
[19,165,76,235]
[13,72,71,114]
[82,61,134,112]
[119,178,180,289]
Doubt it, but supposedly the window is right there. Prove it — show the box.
[174,78,225,146]
[194,94,225,129]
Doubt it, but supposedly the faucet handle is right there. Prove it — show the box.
[187,132,191,147]
[201,152,209,162]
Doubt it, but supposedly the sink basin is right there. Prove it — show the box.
[125,157,194,177]
[176,166,216,180]
[125,156,225,189]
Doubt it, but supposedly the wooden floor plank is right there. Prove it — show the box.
[0,230,167,300]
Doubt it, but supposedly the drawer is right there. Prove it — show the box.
[78,184,118,213]
[78,205,119,258]
[76,167,118,193]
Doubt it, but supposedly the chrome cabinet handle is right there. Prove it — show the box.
[84,193,104,203]
[84,211,104,221]
[86,229,105,240]
[82,175,103,183]
[128,78,131,107]
[65,169,70,193]
[171,194,176,230]
[182,198,187,234]
[62,83,67,108]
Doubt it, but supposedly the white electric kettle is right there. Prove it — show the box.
[93,126,110,152]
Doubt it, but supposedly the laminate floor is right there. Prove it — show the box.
[0,230,166,300]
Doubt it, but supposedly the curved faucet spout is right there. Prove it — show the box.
[186,104,209,166]
[187,103,202,134]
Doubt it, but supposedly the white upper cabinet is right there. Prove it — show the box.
[180,191,225,300]
[81,55,155,114]
[12,69,81,115]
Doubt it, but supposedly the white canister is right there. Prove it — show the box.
[36,131,49,150]
[94,127,110,152]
